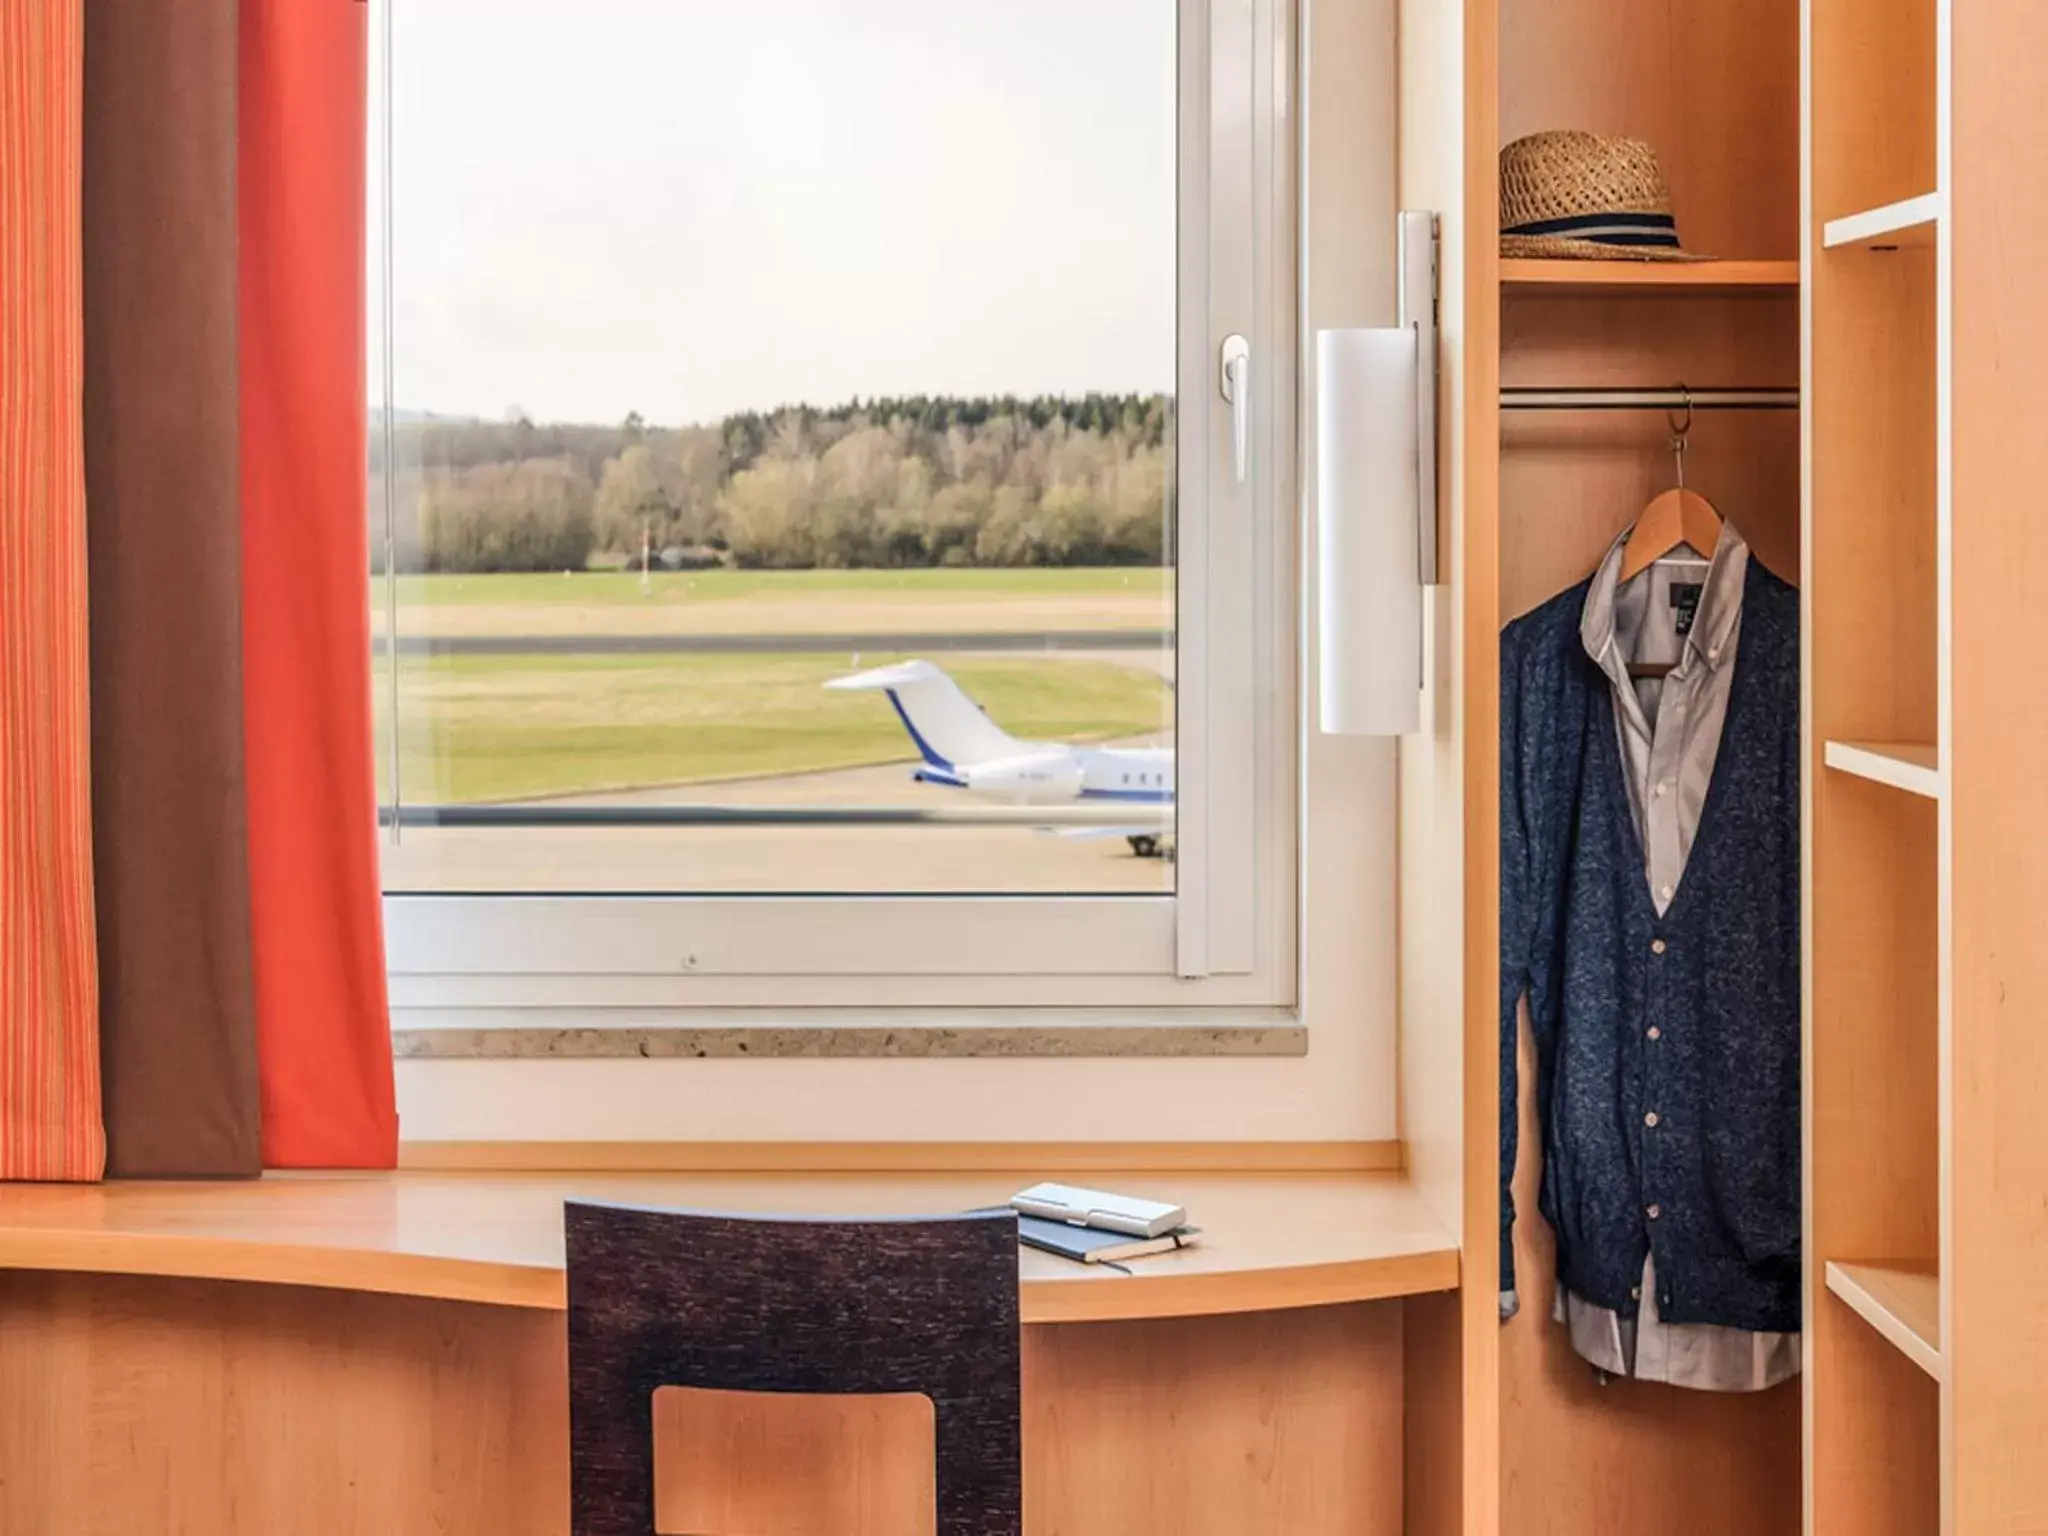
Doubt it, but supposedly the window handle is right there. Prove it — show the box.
[1220,334,1250,484]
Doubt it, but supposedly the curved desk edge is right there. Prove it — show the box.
[0,1171,1461,1325]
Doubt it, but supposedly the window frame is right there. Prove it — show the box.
[375,0,1299,1014]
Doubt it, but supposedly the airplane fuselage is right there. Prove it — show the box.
[916,743,1174,806]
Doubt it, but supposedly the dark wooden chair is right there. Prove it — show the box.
[564,1200,1021,1536]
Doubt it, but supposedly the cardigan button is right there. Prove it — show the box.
[1650,939,1668,955]
[1644,1112,1660,1128]
[1647,1026,1662,1041]
[1646,1204,1662,1220]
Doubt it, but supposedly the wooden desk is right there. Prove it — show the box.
[0,1171,1457,1535]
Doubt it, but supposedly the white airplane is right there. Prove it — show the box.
[826,659,1175,858]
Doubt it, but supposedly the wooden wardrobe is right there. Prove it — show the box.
[1393,0,2048,1530]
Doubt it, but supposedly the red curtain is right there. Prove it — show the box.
[0,0,104,1181]
[240,0,398,1167]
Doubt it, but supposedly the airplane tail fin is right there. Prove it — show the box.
[825,659,1027,777]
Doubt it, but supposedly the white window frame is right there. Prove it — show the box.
[378,0,1299,1014]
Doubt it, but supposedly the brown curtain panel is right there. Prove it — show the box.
[82,0,262,1176]
[0,0,104,1181]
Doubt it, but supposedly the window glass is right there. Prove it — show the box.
[370,0,1177,896]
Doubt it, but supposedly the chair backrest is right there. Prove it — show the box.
[564,1200,1021,1536]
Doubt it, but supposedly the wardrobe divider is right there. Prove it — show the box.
[1805,0,1945,1526]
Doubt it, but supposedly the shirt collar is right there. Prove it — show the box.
[1580,516,1751,675]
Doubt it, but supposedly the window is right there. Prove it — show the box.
[371,0,1296,1010]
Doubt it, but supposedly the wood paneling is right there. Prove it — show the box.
[0,1171,1456,1323]
[0,1271,569,1536]
[1809,0,1938,222]
[653,1389,936,1536]
[1456,0,1503,1528]
[0,1271,1408,1536]
[1807,784,1939,1262]
[1500,292,1803,622]
[1804,777,1940,1532]
[1811,1288,1941,1536]
[1948,0,2048,1526]
[1807,248,1938,746]
[1025,1307,1404,1536]
[1806,152,1940,1531]
[1402,1287,1465,1536]
[1499,0,1800,260]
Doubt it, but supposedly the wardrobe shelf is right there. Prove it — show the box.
[1501,258,1799,294]
[1822,194,1940,251]
[1825,1261,1943,1380]
[1822,740,1941,798]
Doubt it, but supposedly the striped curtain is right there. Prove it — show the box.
[0,0,105,1181]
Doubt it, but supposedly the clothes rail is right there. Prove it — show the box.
[1501,386,1799,411]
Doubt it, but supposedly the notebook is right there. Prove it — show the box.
[1016,1215,1200,1271]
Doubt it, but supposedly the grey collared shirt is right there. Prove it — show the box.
[1579,520,1748,916]
[1557,519,1800,1392]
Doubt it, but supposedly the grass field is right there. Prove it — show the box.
[376,651,1170,804]
[371,566,1173,639]
[386,567,1172,606]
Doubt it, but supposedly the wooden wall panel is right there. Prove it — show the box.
[0,1273,1409,1536]
[1026,1306,1405,1536]
[653,1388,937,1536]
[1806,188,1940,1536]
[1948,0,2048,1527]
[1809,0,1938,221]
[1402,1287,1465,1536]
[0,1271,568,1536]
[1498,0,1799,260]
[1501,292,1802,623]
[1810,1294,1940,1536]
[1807,250,1938,747]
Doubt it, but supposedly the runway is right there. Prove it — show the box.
[378,753,1177,896]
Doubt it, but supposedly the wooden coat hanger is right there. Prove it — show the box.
[1620,391,1722,680]
[1618,389,1722,584]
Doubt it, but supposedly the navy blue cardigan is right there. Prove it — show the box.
[1500,560,1801,1332]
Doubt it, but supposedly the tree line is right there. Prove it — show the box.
[371,394,1174,573]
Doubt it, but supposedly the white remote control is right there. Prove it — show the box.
[1010,1182,1187,1239]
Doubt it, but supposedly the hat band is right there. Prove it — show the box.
[1502,210,1680,249]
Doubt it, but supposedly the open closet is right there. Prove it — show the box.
[1407,0,2048,1529]
[1489,0,1802,1530]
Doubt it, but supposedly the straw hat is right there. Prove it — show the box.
[1499,131,1705,261]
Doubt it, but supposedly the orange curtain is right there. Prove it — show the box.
[0,0,104,1181]
[240,0,398,1167]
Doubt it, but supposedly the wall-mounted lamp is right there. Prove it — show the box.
[1315,211,1439,737]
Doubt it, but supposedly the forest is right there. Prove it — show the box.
[373,394,1174,573]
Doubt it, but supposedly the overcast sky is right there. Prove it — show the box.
[369,0,1176,426]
